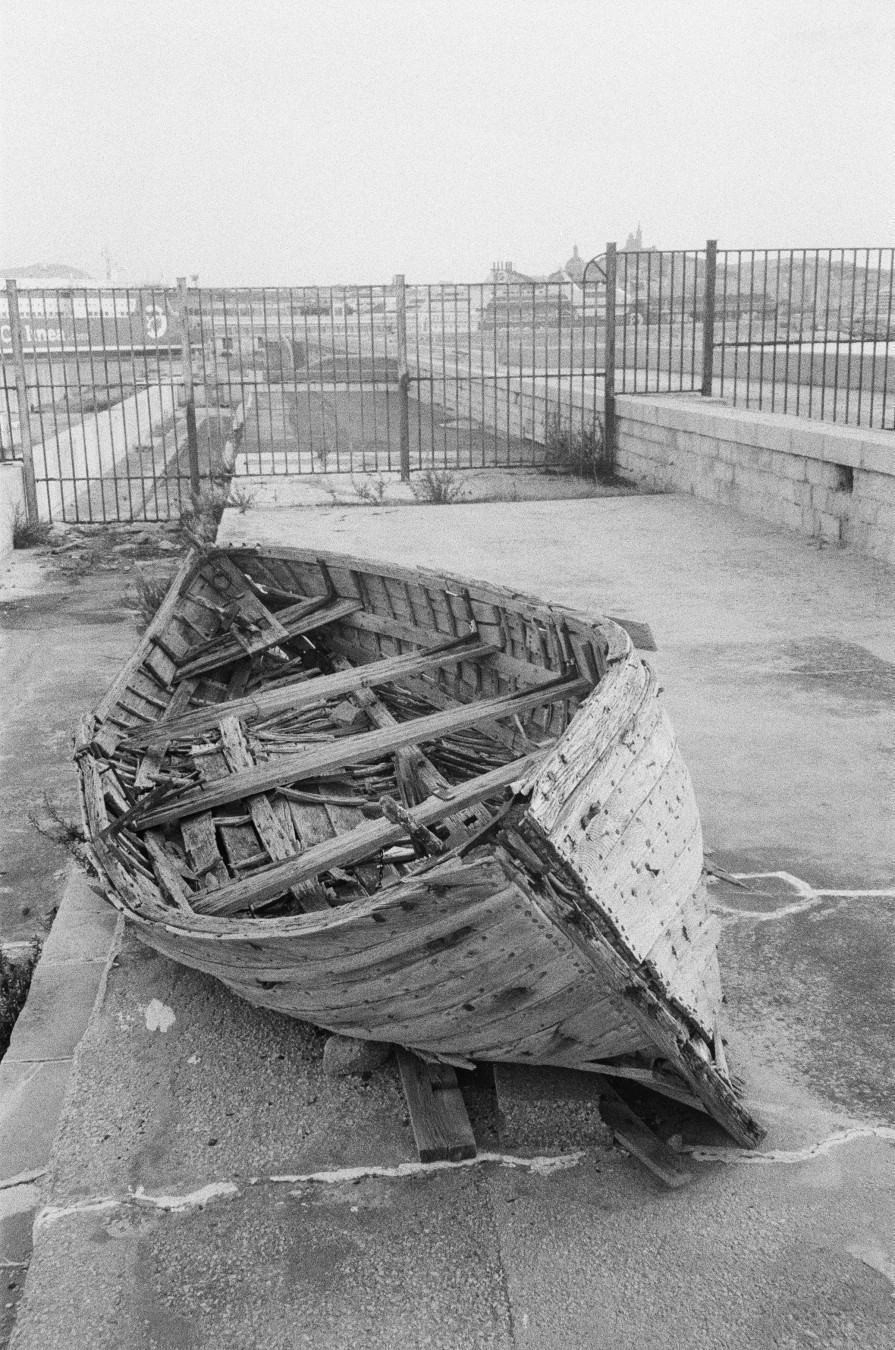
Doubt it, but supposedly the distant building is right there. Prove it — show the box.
[624,225,644,252]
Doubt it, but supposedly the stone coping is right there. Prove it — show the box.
[616,394,894,475]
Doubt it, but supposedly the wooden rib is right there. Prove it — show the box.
[123,636,494,750]
[136,679,586,829]
[173,597,362,682]
[396,1049,477,1163]
[189,752,543,916]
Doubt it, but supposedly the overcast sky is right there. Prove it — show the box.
[1,0,893,285]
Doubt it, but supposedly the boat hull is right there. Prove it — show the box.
[76,543,763,1146]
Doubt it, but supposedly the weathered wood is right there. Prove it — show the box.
[594,1075,692,1188]
[78,542,764,1151]
[134,677,199,788]
[124,636,493,749]
[189,753,542,916]
[174,597,362,682]
[396,1048,477,1162]
[136,679,585,828]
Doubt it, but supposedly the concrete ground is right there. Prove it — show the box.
[7,492,895,1349]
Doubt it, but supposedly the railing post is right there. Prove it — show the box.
[178,276,201,498]
[5,279,40,524]
[701,239,718,397]
[394,273,410,481]
[603,243,617,474]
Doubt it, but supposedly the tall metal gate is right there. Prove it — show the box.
[193,278,602,479]
[2,275,603,522]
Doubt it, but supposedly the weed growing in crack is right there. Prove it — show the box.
[544,412,607,482]
[353,474,389,505]
[411,470,464,505]
[12,507,54,549]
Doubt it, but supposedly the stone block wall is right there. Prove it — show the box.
[614,397,895,564]
[414,364,895,565]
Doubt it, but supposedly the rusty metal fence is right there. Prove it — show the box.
[3,247,892,524]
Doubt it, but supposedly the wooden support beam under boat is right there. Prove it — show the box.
[396,1049,477,1163]
[123,635,495,749]
[593,1075,693,1188]
[135,678,587,829]
[186,752,544,916]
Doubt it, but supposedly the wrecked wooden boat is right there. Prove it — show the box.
[76,543,764,1148]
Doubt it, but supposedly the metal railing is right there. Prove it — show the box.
[3,245,892,524]
[711,248,895,428]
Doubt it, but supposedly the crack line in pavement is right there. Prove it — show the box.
[274,1150,586,1186]
[711,870,895,922]
[0,1170,45,1192]
[689,1125,895,1165]
[35,1152,585,1229]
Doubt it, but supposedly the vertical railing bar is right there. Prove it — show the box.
[144,285,164,520]
[782,252,794,415]
[856,248,870,425]
[843,250,857,424]
[831,250,845,423]
[643,252,652,391]
[867,250,880,428]
[111,286,135,521]
[55,291,79,522]
[701,241,717,398]
[656,250,664,395]
[768,251,780,414]
[603,242,617,475]
[93,286,115,521]
[393,273,410,481]
[41,291,65,521]
[82,288,102,517]
[878,248,894,430]
[806,251,818,420]
[717,250,728,402]
[177,278,200,500]
[819,253,831,422]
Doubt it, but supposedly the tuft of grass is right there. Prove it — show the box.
[12,507,54,549]
[411,470,464,505]
[544,412,607,482]
[133,571,173,631]
[1,941,41,1059]
[226,485,256,514]
[353,474,388,506]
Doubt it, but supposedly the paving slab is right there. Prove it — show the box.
[9,492,895,1349]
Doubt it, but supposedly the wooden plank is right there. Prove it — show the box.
[396,1048,477,1163]
[123,636,494,749]
[134,677,199,788]
[219,715,297,862]
[180,813,228,884]
[188,752,543,916]
[142,830,193,912]
[136,679,586,828]
[173,598,362,682]
[593,1075,692,1188]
